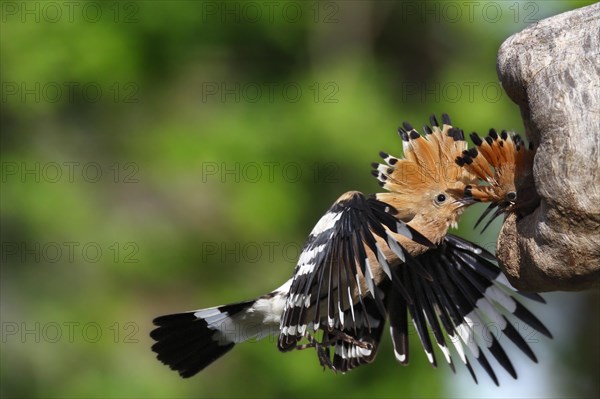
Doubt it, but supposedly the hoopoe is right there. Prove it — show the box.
[455,129,538,231]
[150,115,550,385]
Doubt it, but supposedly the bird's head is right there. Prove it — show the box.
[372,114,478,232]
[455,129,537,231]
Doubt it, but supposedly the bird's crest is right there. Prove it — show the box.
[456,129,536,230]
[371,114,477,220]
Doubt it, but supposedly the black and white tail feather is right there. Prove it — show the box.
[151,299,258,378]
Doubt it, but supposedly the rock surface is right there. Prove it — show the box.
[495,3,600,291]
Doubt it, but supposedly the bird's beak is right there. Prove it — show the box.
[447,187,478,208]
[454,196,478,207]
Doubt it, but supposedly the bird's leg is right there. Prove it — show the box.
[327,329,374,351]
[293,332,336,371]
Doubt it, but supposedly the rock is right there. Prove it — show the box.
[495,3,600,291]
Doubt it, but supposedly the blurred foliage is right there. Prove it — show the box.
[1,1,598,398]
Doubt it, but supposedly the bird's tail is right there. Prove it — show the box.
[151,298,272,378]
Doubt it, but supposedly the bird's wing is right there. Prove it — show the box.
[328,292,387,373]
[389,233,551,386]
[277,191,432,351]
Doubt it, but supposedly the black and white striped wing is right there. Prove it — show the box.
[389,233,551,385]
[278,191,432,351]
[328,293,387,373]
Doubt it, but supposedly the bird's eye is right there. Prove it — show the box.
[435,193,447,204]
[507,191,517,201]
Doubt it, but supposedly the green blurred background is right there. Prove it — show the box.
[1,1,598,398]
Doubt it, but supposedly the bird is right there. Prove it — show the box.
[455,129,538,231]
[150,114,551,385]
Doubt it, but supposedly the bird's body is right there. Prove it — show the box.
[151,115,551,383]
